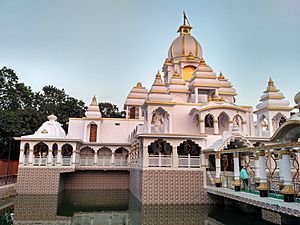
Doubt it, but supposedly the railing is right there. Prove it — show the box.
[149,155,172,167]
[62,156,71,166]
[79,157,94,166]
[24,157,28,165]
[0,175,17,186]
[33,156,47,166]
[114,157,128,166]
[178,155,201,168]
[97,158,111,166]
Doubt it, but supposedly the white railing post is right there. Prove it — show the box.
[57,150,62,166]
[159,153,162,167]
[47,152,53,166]
[28,150,33,165]
[188,154,191,168]
[94,152,98,165]
[215,154,222,187]
[257,150,268,197]
[280,149,295,202]
[19,150,24,165]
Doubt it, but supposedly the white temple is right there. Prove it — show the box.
[15,14,300,205]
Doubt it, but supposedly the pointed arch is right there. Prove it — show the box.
[218,112,230,134]
[151,107,170,133]
[148,139,172,155]
[24,143,30,156]
[62,144,73,156]
[205,113,214,134]
[177,140,201,156]
[33,142,49,156]
[52,143,58,156]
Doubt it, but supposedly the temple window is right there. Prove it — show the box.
[89,124,97,142]
[129,107,139,119]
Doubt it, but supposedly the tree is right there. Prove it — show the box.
[0,67,87,159]
[98,102,125,118]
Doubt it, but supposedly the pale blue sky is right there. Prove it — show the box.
[0,0,299,109]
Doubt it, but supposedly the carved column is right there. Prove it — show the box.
[111,152,115,165]
[28,149,34,165]
[199,119,205,134]
[214,153,222,187]
[94,151,98,165]
[254,153,260,185]
[213,120,219,135]
[279,149,295,202]
[47,150,53,166]
[143,145,149,167]
[195,87,199,103]
[257,150,268,197]
[233,152,241,191]
[19,149,24,165]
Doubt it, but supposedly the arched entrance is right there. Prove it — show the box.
[33,142,49,166]
[97,147,112,166]
[115,147,129,166]
[80,147,95,166]
[177,140,201,168]
[148,139,172,167]
[61,144,73,166]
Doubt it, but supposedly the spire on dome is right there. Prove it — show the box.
[177,11,193,35]
[218,72,225,80]
[154,70,163,85]
[85,95,101,118]
[90,95,98,106]
[264,77,279,93]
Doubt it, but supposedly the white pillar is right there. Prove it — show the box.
[143,146,149,167]
[47,151,53,165]
[19,150,24,165]
[28,150,34,165]
[111,152,115,165]
[280,149,294,201]
[94,151,98,165]
[200,119,205,134]
[215,154,222,187]
[254,154,260,184]
[213,120,219,135]
[242,122,247,134]
[172,148,178,168]
[257,150,268,197]
[278,154,284,181]
[71,152,76,165]
[57,150,62,165]
[195,88,199,103]
[268,119,273,136]
[233,152,241,191]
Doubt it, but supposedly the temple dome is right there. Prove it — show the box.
[26,114,66,139]
[168,33,203,60]
[168,14,203,60]
[294,91,300,105]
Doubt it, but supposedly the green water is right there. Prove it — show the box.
[0,190,284,225]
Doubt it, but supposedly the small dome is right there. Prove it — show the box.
[28,114,66,138]
[168,34,203,60]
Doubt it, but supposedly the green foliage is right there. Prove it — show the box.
[0,66,126,159]
[98,102,125,118]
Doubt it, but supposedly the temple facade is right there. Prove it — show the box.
[15,15,299,204]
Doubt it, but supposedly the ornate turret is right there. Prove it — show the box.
[255,78,292,137]
[124,82,148,119]
[168,70,189,103]
[85,95,102,118]
[163,12,202,83]
[217,72,237,103]
[147,71,171,102]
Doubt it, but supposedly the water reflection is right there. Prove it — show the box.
[6,190,276,225]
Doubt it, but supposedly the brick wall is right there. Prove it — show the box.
[16,167,74,194]
[129,168,215,204]
[63,170,129,190]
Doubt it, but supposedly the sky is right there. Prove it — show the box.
[0,0,299,110]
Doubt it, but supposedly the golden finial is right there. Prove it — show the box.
[154,70,163,85]
[200,59,207,66]
[136,82,143,88]
[218,72,225,80]
[165,58,170,63]
[264,77,278,93]
[91,95,98,106]
[187,51,194,60]
[172,70,180,79]
[177,11,192,35]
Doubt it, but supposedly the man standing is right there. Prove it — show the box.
[240,167,249,190]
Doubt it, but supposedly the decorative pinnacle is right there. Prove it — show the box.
[265,77,278,93]
[90,95,98,106]
[172,70,180,79]
[177,11,192,35]
[218,72,225,80]
[136,82,143,88]
[154,70,163,85]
